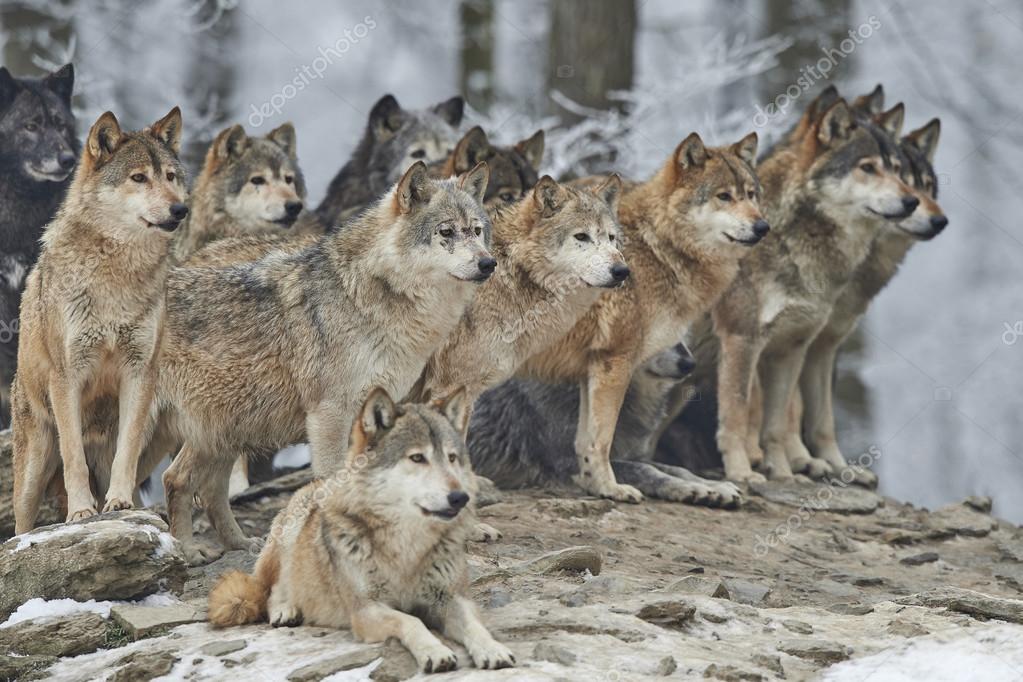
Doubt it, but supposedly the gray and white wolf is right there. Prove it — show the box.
[208,387,515,674]
[0,64,78,426]
[12,108,187,532]
[432,125,544,208]
[173,122,321,260]
[152,161,494,564]
[315,94,464,227]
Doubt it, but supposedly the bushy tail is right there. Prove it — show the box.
[208,571,269,627]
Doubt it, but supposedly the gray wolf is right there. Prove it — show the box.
[469,343,742,506]
[432,125,544,207]
[711,97,919,484]
[207,387,514,673]
[12,107,187,532]
[0,64,78,426]
[315,94,464,227]
[514,132,768,502]
[173,122,321,260]
[153,161,494,564]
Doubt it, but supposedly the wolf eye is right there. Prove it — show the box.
[166,172,176,182]
[130,173,147,183]
[716,192,733,202]
[438,226,454,238]
[250,176,266,185]
[24,122,38,132]
[747,190,756,200]
[409,453,426,464]
[474,226,482,236]
[608,234,616,242]
[284,175,294,184]
[499,192,516,203]
[574,233,590,242]
[859,163,876,174]
[448,452,458,463]
[410,149,426,159]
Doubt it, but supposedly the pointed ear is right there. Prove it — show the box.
[213,124,248,161]
[434,387,471,438]
[905,118,940,164]
[532,175,564,217]
[266,122,297,158]
[85,111,122,164]
[350,387,399,453]
[432,96,464,127]
[674,133,707,171]
[453,126,490,174]
[816,100,855,147]
[150,106,183,155]
[515,129,545,170]
[458,161,489,205]
[807,85,840,122]
[370,94,405,140]
[875,103,904,139]
[852,84,884,116]
[730,132,759,167]
[0,67,20,110]
[592,173,622,214]
[43,63,74,106]
[395,161,433,214]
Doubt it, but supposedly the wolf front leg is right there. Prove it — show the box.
[350,602,458,674]
[12,408,60,534]
[163,443,222,565]
[715,332,766,484]
[48,371,97,521]
[441,595,515,670]
[306,400,354,477]
[758,341,820,480]
[574,355,643,503]
[104,365,158,511]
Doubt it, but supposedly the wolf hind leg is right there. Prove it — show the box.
[13,411,59,534]
[200,450,260,554]
[351,602,458,674]
[785,391,831,480]
[163,443,221,566]
[716,332,766,484]
[650,462,743,508]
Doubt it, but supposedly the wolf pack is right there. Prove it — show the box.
[0,62,945,673]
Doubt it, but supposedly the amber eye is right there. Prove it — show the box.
[448,452,457,463]
[439,226,454,238]
[284,175,294,184]
[166,172,176,182]
[409,453,426,464]
[716,192,733,202]
[574,232,590,242]
[131,173,146,183]
[859,163,876,174]
[250,176,266,185]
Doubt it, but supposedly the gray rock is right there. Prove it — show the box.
[749,480,881,514]
[827,602,874,616]
[778,639,852,664]
[533,641,577,666]
[900,552,939,566]
[666,575,730,598]
[996,536,1023,562]
[704,663,765,681]
[781,619,813,635]
[199,639,248,657]
[110,602,204,639]
[287,648,383,681]
[928,503,997,538]
[964,496,993,513]
[0,510,187,618]
[512,545,602,576]
[368,641,419,682]
[636,600,697,630]
[0,611,108,657]
[886,620,931,638]
[110,649,179,682]
[535,498,614,519]
[0,652,55,681]
[896,587,1023,624]
[752,653,785,677]
[656,655,678,676]
[722,579,771,606]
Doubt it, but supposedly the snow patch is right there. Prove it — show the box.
[274,443,311,470]
[12,524,87,552]
[1,593,184,629]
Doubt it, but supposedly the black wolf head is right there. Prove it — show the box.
[0,64,79,187]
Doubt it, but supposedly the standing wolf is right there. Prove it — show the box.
[12,108,187,531]
[316,94,463,227]
[154,161,494,563]
[0,64,78,425]
[208,388,515,673]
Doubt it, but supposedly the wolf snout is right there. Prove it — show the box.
[610,263,630,283]
[478,256,497,277]
[285,200,304,219]
[170,203,189,221]
[447,490,470,511]
[930,215,948,233]
[58,151,76,170]
[752,219,770,238]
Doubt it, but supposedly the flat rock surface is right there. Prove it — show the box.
[749,479,883,514]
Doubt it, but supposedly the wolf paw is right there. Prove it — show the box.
[102,496,134,513]
[67,505,98,523]
[794,458,832,480]
[470,522,503,543]
[834,465,878,489]
[593,481,643,504]
[270,604,303,628]
[182,542,223,567]
[418,645,458,673]
[470,641,516,669]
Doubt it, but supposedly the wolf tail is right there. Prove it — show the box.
[208,570,269,626]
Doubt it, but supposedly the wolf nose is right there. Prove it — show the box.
[930,215,948,233]
[610,263,630,282]
[447,491,470,511]
[677,354,696,376]
[478,257,497,275]
[58,151,76,170]
[169,203,189,220]
[752,219,770,238]
[901,196,919,213]
[285,200,303,218]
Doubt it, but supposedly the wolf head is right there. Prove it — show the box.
[512,174,628,288]
[800,99,918,224]
[388,160,495,282]
[201,122,306,228]
[348,387,476,524]
[643,342,696,381]
[366,94,464,187]
[74,107,188,235]
[654,132,770,250]
[442,126,544,206]
[897,119,945,240]
[0,64,78,185]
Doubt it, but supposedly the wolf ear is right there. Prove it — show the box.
[370,94,405,140]
[433,96,465,127]
[85,111,122,163]
[43,63,74,106]
[434,387,471,438]
[852,84,884,116]
[730,132,759,167]
[533,175,564,217]
[453,126,490,174]
[875,102,904,139]
[351,387,398,452]
[593,173,622,214]
[213,124,248,162]
[150,106,183,155]
[267,122,297,158]
[395,161,433,214]
[458,161,489,205]
[807,85,841,122]
[905,118,940,164]
[0,67,20,110]
[515,129,545,171]
[674,133,707,171]
[816,100,855,147]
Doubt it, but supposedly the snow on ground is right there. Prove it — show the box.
[1,593,184,629]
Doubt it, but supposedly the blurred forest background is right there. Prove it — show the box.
[2,0,1022,519]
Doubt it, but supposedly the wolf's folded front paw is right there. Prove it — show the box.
[470,640,516,669]
[270,604,303,628]
[470,522,502,543]
[590,480,644,504]
[417,643,458,673]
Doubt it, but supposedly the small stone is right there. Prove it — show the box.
[886,620,931,638]
[827,602,874,616]
[111,649,178,682]
[853,576,885,587]
[722,579,771,606]
[752,653,785,677]
[749,480,881,514]
[512,546,602,576]
[636,601,697,630]
[287,648,383,681]
[900,552,939,566]
[0,653,56,681]
[781,620,813,635]
[485,588,512,609]
[928,504,997,538]
[964,496,992,513]
[110,602,203,639]
[199,639,248,657]
[656,655,678,676]
[533,642,577,666]
[666,575,729,599]
[536,498,614,518]
[779,639,852,664]
[704,663,765,681]
[0,612,108,657]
